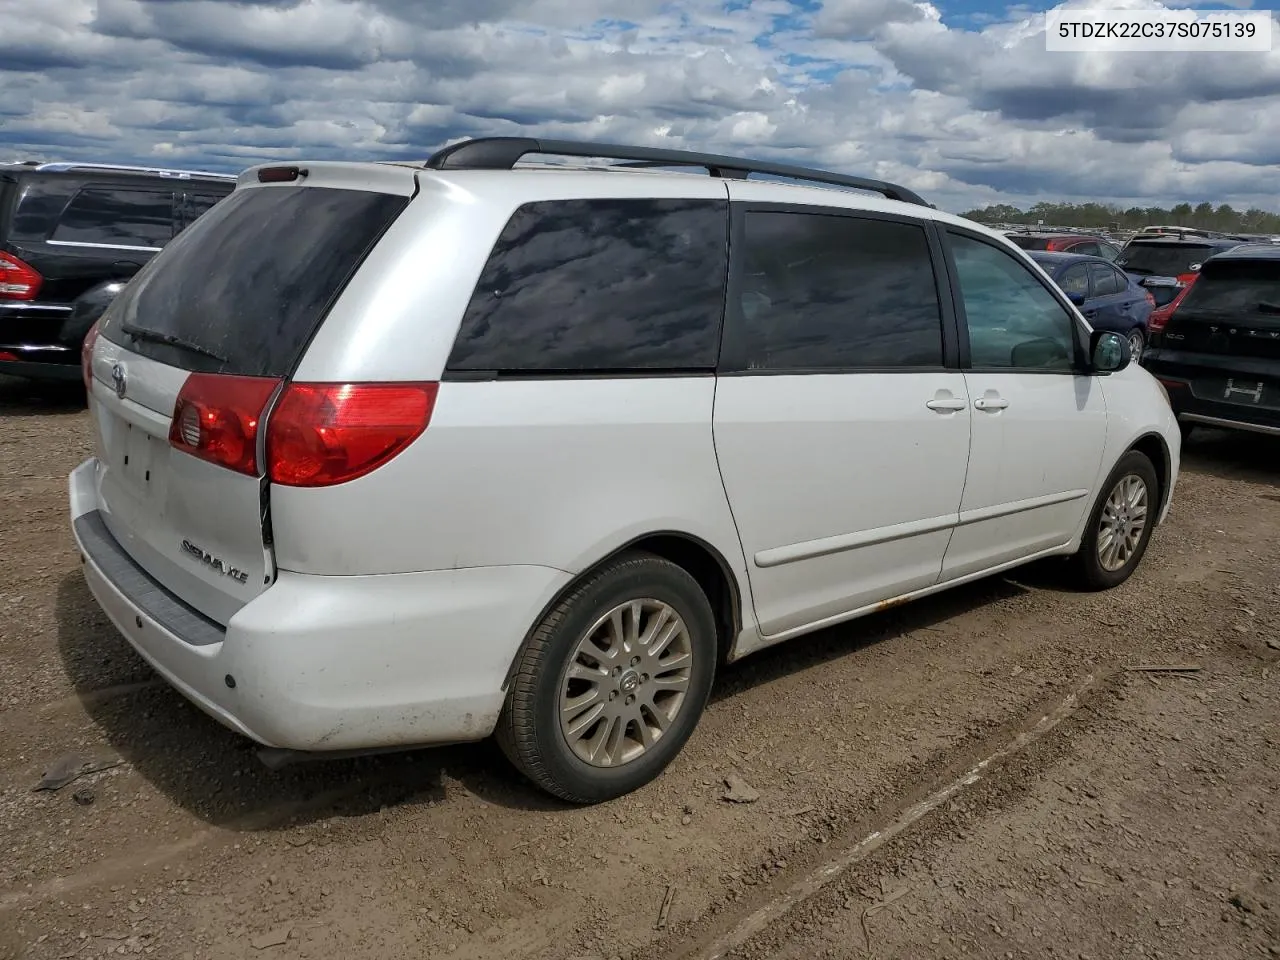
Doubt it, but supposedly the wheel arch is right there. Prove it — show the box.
[500,530,745,690]
[1127,431,1172,516]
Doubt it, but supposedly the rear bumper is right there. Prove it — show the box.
[69,458,571,752]
[1144,350,1280,436]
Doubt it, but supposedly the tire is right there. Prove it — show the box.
[1069,450,1160,591]
[1127,328,1145,364]
[496,551,718,804]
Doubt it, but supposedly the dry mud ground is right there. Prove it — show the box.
[0,374,1277,960]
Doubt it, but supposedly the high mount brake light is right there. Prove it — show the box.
[0,251,42,301]
[168,374,282,476]
[266,382,438,487]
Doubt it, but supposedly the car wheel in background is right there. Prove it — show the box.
[496,551,717,804]
[1127,329,1145,364]
[1070,450,1159,591]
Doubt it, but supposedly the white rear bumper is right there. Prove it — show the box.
[69,458,570,751]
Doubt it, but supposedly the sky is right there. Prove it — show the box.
[2,0,1278,214]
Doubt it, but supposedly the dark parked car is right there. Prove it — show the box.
[1115,235,1245,309]
[1006,231,1122,261]
[1143,244,1280,439]
[0,162,236,382]
[1028,251,1155,361]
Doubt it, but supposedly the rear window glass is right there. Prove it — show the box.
[1178,260,1280,316]
[51,186,175,248]
[447,198,728,374]
[101,185,408,377]
[1007,235,1050,250]
[1117,242,1217,276]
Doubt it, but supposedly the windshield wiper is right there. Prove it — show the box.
[120,323,228,363]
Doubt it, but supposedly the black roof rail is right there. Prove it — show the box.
[424,136,930,207]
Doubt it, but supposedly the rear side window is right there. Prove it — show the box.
[734,211,943,371]
[1058,264,1090,298]
[177,190,230,232]
[1088,263,1125,296]
[50,186,176,248]
[447,198,728,373]
[7,179,77,241]
[101,185,408,377]
[1117,242,1216,276]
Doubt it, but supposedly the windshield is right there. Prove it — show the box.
[1116,242,1218,277]
[100,184,408,377]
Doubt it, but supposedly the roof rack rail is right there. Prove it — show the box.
[32,161,237,181]
[424,137,930,207]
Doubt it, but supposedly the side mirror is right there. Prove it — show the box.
[1091,330,1131,374]
[1066,291,1088,307]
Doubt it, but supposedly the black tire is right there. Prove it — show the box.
[1069,450,1160,591]
[496,551,717,804]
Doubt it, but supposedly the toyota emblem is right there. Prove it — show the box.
[111,362,127,399]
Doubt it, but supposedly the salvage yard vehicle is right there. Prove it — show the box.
[1143,243,1280,439]
[1027,251,1155,361]
[0,161,235,382]
[69,137,1181,803]
[1116,235,1245,309]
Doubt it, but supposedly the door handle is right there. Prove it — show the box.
[926,396,967,412]
[973,396,1010,411]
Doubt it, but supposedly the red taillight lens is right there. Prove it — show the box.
[1148,275,1197,333]
[0,251,43,301]
[1175,271,1198,286]
[81,322,101,391]
[169,374,281,476]
[266,382,437,487]
[0,350,18,362]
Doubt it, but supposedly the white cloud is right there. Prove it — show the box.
[1,0,1278,212]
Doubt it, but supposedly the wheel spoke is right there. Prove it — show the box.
[560,596,695,768]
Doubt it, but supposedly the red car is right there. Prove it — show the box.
[1006,232,1122,261]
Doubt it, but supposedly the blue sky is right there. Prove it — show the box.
[2,0,1278,213]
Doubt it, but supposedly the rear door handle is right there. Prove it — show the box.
[974,396,1010,411]
[926,396,967,412]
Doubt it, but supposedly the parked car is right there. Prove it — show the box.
[69,138,1180,803]
[1142,243,1280,439]
[1115,235,1245,309]
[1005,231,1122,261]
[0,161,236,382]
[1027,251,1155,361]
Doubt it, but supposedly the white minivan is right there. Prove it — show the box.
[70,138,1180,802]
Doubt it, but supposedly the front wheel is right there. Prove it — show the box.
[1069,450,1159,590]
[496,551,718,803]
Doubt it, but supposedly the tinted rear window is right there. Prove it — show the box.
[447,198,728,374]
[1117,242,1217,276]
[1178,260,1280,317]
[101,185,408,377]
[1007,235,1050,250]
[51,186,176,248]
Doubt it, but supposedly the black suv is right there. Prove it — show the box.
[1116,235,1247,308]
[0,162,236,382]
[1143,244,1280,438]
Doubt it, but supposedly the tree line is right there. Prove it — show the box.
[960,201,1280,235]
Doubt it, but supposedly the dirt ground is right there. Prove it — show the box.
[0,373,1277,960]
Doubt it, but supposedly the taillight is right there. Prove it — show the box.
[1148,275,1196,333]
[1175,271,1198,287]
[266,382,438,487]
[81,322,101,391]
[168,374,282,476]
[0,350,18,362]
[0,251,42,301]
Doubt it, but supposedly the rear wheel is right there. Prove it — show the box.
[496,551,717,803]
[1069,450,1159,590]
[1127,328,1145,364]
